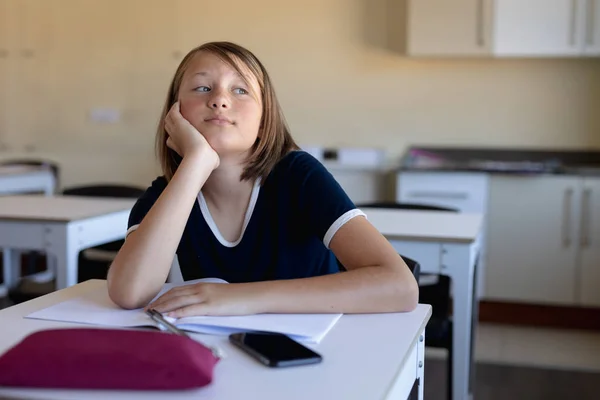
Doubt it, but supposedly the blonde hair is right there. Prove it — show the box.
[155,41,298,182]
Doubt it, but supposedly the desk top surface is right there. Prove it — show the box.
[362,207,483,243]
[0,195,135,222]
[0,280,431,400]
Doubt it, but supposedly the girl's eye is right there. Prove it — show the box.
[233,88,248,95]
[194,86,210,92]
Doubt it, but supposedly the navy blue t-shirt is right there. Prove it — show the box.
[126,151,366,283]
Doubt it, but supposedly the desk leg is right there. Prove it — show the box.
[44,224,79,289]
[443,242,478,400]
[2,249,21,289]
[417,331,425,400]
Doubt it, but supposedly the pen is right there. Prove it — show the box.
[146,308,190,337]
[145,308,225,359]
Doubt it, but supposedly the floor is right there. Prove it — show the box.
[425,358,600,400]
[426,322,600,373]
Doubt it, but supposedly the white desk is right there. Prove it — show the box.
[0,165,56,196]
[362,208,483,400]
[0,196,135,291]
[0,280,432,400]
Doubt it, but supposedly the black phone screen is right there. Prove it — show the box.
[229,332,322,367]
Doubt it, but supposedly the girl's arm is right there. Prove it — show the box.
[107,153,215,309]
[149,216,419,316]
[253,215,419,313]
[108,102,218,309]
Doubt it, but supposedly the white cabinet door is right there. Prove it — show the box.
[583,0,600,55]
[486,175,581,305]
[405,0,493,56]
[578,178,600,307]
[493,0,587,56]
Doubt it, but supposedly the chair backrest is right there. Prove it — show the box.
[62,184,145,199]
[336,254,420,281]
[357,202,455,318]
[1,159,60,191]
[357,201,458,213]
[400,255,420,282]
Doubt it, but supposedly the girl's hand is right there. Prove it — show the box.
[164,101,219,169]
[145,282,261,317]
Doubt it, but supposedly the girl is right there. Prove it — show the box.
[107,41,418,316]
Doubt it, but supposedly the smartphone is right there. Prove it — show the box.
[229,332,323,368]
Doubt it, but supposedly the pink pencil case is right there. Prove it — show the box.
[0,328,219,390]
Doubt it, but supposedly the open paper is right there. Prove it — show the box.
[25,278,342,344]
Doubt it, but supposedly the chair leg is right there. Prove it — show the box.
[447,331,453,400]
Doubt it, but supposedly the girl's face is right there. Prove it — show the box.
[178,51,262,158]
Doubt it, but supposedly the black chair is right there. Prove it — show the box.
[358,201,456,400]
[62,184,145,282]
[400,254,420,282]
[337,254,420,278]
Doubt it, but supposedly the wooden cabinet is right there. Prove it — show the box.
[0,0,178,152]
[485,175,582,305]
[1,0,58,151]
[0,0,14,151]
[399,0,493,56]
[397,172,600,307]
[395,0,599,57]
[584,0,600,55]
[578,178,600,307]
[0,0,7,151]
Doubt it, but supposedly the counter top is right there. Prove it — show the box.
[399,146,600,176]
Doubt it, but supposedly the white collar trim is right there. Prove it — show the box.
[198,178,261,248]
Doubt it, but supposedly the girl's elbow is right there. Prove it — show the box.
[394,272,419,312]
[107,267,146,310]
[403,279,420,312]
[108,288,148,310]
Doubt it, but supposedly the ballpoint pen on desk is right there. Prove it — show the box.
[145,308,225,359]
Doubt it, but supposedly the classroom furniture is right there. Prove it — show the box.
[61,184,145,282]
[0,279,432,400]
[358,202,458,399]
[0,195,135,291]
[362,207,482,400]
[0,164,58,296]
[0,162,58,196]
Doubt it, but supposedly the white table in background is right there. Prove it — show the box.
[362,207,483,400]
[0,165,56,196]
[0,280,432,400]
[0,196,135,291]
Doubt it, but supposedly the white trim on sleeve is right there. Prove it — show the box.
[323,209,367,249]
[125,224,140,238]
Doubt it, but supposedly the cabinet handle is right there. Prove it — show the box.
[570,0,578,46]
[563,188,574,247]
[588,0,596,45]
[580,188,592,248]
[407,191,469,200]
[476,0,485,47]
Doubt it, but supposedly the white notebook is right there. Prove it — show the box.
[25,278,342,344]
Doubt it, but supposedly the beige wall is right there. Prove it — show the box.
[1,0,599,189]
